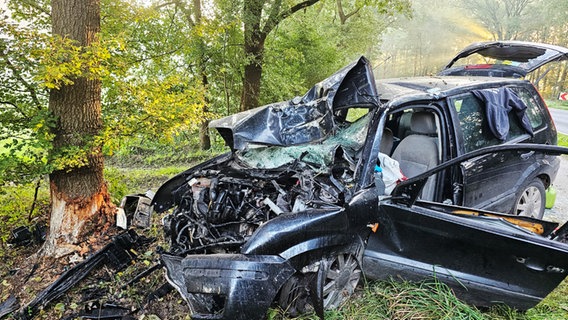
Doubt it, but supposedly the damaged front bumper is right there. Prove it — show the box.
[161,253,296,320]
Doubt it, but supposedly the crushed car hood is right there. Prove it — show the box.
[439,41,568,77]
[210,56,379,150]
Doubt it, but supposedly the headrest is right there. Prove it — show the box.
[380,128,393,154]
[410,112,437,135]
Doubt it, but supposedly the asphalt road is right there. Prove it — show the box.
[545,108,568,224]
[549,108,568,134]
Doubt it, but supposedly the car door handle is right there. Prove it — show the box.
[520,151,535,160]
[516,256,545,271]
[516,257,565,273]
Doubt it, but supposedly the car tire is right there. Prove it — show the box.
[277,273,314,316]
[278,252,361,315]
[321,253,362,310]
[512,179,545,219]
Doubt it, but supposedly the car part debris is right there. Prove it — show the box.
[117,191,154,229]
[77,302,134,320]
[14,230,143,320]
[8,223,46,247]
[0,295,19,319]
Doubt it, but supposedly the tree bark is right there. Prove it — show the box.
[240,0,265,111]
[241,37,265,111]
[44,0,113,258]
[199,71,211,150]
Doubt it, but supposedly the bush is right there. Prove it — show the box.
[0,179,49,246]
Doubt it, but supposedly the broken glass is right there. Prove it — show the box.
[236,112,372,171]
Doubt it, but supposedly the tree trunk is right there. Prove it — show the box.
[199,71,211,150]
[240,0,265,111]
[44,0,113,258]
[239,0,320,111]
[241,42,264,111]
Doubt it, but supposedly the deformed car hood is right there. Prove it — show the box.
[440,41,568,77]
[210,56,379,150]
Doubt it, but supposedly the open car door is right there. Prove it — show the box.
[439,41,568,78]
[364,144,568,310]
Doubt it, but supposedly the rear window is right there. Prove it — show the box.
[452,93,526,153]
[512,88,544,129]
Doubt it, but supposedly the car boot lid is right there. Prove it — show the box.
[440,41,568,77]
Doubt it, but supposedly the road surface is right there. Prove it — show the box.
[545,108,568,223]
[546,155,568,223]
[549,108,568,134]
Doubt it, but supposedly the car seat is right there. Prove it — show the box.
[392,111,439,200]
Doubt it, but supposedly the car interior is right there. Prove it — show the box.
[382,109,441,200]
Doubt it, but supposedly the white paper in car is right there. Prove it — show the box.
[378,152,407,195]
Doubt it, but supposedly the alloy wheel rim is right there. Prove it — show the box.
[516,186,542,218]
[322,253,361,309]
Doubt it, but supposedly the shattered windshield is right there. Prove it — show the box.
[236,112,372,171]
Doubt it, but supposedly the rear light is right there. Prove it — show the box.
[464,64,493,69]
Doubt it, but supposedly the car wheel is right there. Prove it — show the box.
[277,273,314,316]
[278,252,362,315]
[321,253,362,309]
[513,179,545,219]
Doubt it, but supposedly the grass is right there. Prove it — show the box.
[330,279,485,320]
[547,100,568,110]
[267,277,568,319]
[558,133,568,147]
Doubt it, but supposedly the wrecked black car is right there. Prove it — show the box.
[133,42,568,319]
[153,58,380,319]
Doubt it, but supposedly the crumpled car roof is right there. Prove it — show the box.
[209,56,379,150]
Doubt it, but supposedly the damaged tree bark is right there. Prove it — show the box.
[43,0,113,258]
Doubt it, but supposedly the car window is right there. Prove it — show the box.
[345,108,369,122]
[452,94,525,153]
[512,87,544,129]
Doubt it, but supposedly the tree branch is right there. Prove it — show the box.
[19,0,50,16]
[0,100,30,120]
[262,0,321,36]
[263,0,283,36]
[2,57,43,110]
[336,0,360,24]
[152,0,196,27]
[173,0,196,27]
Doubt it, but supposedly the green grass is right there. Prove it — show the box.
[269,277,568,319]
[558,133,568,147]
[333,279,485,320]
[547,100,568,110]
[0,180,50,245]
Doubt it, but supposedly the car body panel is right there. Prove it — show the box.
[364,144,568,310]
[161,253,296,320]
[208,57,379,151]
[439,41,568,78]
[364,201,568,309]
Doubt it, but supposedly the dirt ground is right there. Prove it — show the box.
[545,155,568,223]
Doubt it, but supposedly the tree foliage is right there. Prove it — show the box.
[375,0,568,98]
[3,0,568,192]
